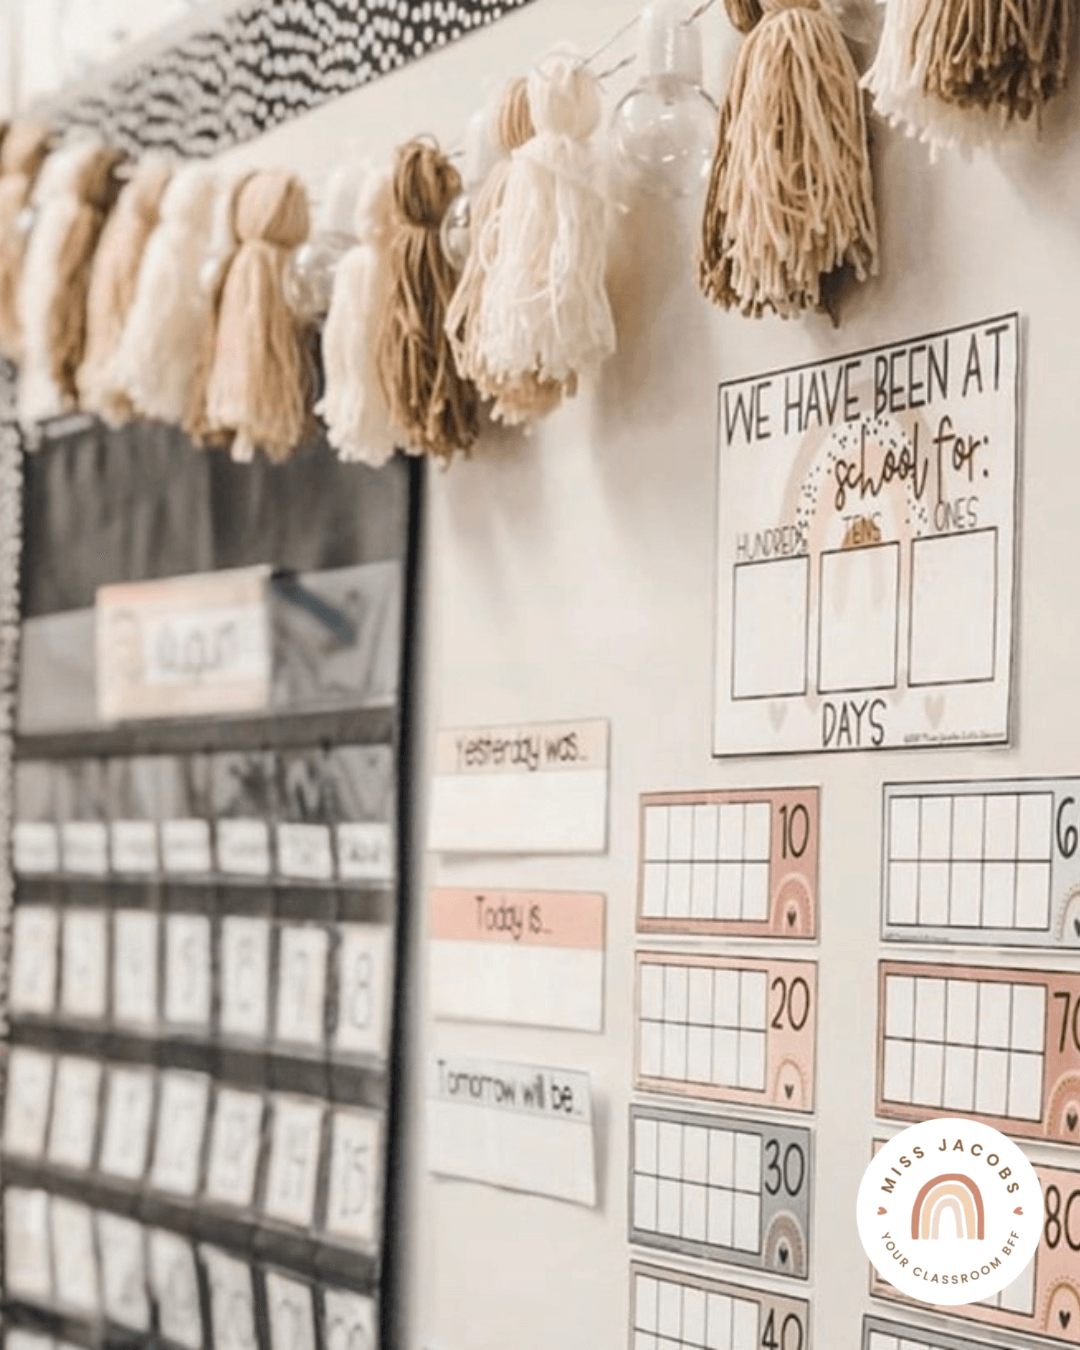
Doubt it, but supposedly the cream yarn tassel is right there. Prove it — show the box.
[473,57,616,397]
[184,168,251,446]
[112,163,219,426]
[204,169,311,464]
[318,165,402,466]
[77,154,172,425]
[0,123,51,363]
[18,141,123,427]
[700,0,878,318]
[863,0,1069,152]
[446,77,568,426]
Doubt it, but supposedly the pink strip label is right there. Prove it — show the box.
[431,889,604,950]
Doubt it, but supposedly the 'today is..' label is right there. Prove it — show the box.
[857,1116,1041,1306]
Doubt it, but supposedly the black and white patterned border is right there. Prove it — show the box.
[49,0,538,158]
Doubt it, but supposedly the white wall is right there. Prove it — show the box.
[27,2,1080,1346]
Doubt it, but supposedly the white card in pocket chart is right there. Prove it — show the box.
[205,1088,264,1208]
[99,1066,155,1180]
[324,1110,381,1245]
[202,1246,259,1350]
[428,719,609,854]
[61,909,108,1018]
[149,1230,203,1350]
[323,1290,376,1350]
[97,1211,150,1330]
[13,821,59,874]
[2,1047,54,1158]
[276,821,333,880]
[4,1188,52,1301]
[48,1057,101,1170]
[265,1271,317,1350]
[334,924,392,1058]
[427,1056,596,1206]
[263,1096,324,1228]
[714,316,1018,756]
[219,916,271,1038]
[164,913,212,1027]
[9,906,58,1015]
[113,909,159,1028]
[151,1072,210,1196]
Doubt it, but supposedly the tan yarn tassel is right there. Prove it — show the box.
[0,123,51,362]
[77,155,172,425]
[918,0,1069,120]
[376,139,479,463]
[18,141,124,426]
[700,0,878,319]
[724,0,764,33]
[204,169,310,463]
[446,78,567,427]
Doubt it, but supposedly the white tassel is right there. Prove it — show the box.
[474,56,616,392]
[112,162,219,425]
[17,140,116,428]
[317,165,401,466]
[861,0,1000,155]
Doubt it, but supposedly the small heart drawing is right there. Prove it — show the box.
[925,694,946,728]
[787,908,797,928]
[778,1245,789,1265]
[1014,1207,1023,1215]
[784,1083,794,1100]
[1060,1311,1072,1329]
[877,1207,887,1216]
[769,702,787,732]
[1074,916,1080,938]
[1068,1110,1078,1132]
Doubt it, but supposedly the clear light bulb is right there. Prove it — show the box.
[611,0,718,197]
[283,230,355,323]
[439,192,472,271]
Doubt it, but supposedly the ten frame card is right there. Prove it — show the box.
[636,953,817,1113]
[877,960,1080,1144]
[882,778,1080,948]
[631,1261,810,1350]
[628,1104,811,1279]
[638,789,818,939]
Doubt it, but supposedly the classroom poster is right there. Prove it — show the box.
[713,316,1019,756]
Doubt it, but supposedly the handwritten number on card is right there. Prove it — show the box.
[1053,991,1080,1054]
[761,1311,804,1350]
[1058,798,1079,859]
[779,803,809,859]
[770,976,811,1032]
[1044,1185,1080,1251]
[763,1139,807,1197]
[348,952,373,1030]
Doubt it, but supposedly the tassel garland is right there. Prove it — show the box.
[77,154,172,425]
[204,169,311,463]
[318,165,402,466]
[112,163,220,428]
[472,57,616,400]
[376,139,479,463]
[17,141,124,428]
[0,123,51,363]
[700,0,878,318]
